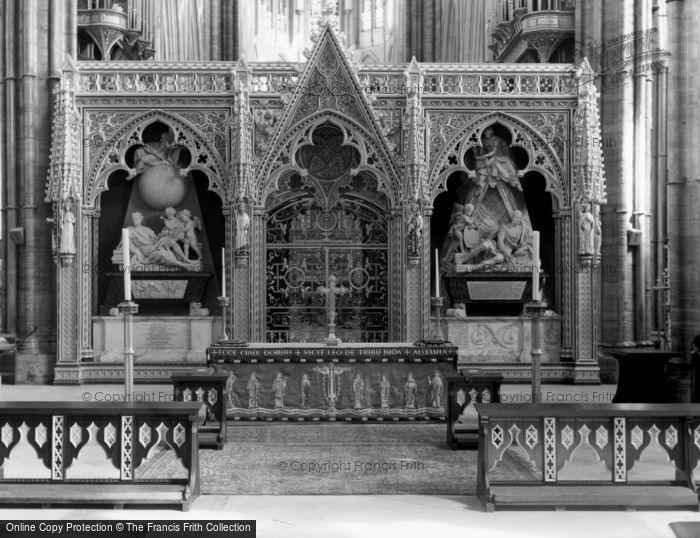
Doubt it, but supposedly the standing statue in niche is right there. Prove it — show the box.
[579,203,595,255]
[59,202,76,255]
[235,203,250,251]
[406,202,423,257]
[594,210,602,256]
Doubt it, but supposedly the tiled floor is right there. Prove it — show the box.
[0,382,699,538]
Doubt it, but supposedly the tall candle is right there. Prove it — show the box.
[434,249,440,298]
[221,247,226,297]
[122,228,131,301]
[531,231,540,302]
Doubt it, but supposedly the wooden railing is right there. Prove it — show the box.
[0,402,203,510]
[476,404,700,511]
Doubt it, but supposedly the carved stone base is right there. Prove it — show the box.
[92,316,222,364]
[445,315,561,364]
[442,314,598,383]
[53,362,210,384]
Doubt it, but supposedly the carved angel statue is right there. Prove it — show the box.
[179,209,203,260]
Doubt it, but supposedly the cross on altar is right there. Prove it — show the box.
[317,273,347,346]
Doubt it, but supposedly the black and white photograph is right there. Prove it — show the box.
[0,0,697,536]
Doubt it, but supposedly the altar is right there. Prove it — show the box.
[206,343,457,420]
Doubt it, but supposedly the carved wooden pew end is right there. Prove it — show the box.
[476,403,700,511]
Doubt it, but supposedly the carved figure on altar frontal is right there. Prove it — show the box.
[272,371,287,408]
[429,372,444,408]
[405,373,417,409]
[353,373,365,409]
[300,373,312,408]
[380,375,391,409]
[126,211,192,269]
[579,203,595,255]
[247,372,261,409]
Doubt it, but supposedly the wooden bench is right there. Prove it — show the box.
[172,370,229,449]
[476,403,700,511]
[0,402,203,511]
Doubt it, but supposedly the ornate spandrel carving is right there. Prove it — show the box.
[253,106,283,160]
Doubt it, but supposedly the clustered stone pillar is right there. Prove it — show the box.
[1,1,75,383]
[667,0,700,354]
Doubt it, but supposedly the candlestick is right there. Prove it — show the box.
[221,247,226,297]
[531,231,540,302]
[122,228,131,301]
[434,249,440,298]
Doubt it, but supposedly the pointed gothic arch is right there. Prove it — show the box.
[428,111,568,208]
[257,113,399,208]
[84,109,228,207]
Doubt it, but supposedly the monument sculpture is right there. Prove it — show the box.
[116,210,196,270]
[440,126,536,275]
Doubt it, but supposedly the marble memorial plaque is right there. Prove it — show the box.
[135,321,186,349]
[131,280,188,299]
[467,281,526,300]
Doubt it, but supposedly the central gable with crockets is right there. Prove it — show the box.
[254,24,401,207]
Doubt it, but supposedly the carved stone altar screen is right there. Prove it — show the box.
[45,23,606,384]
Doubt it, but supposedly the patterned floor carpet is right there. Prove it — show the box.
[140,422,531,495]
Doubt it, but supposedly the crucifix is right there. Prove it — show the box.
[317,273,347,345]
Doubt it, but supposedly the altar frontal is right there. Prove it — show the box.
[207,344,457,420]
